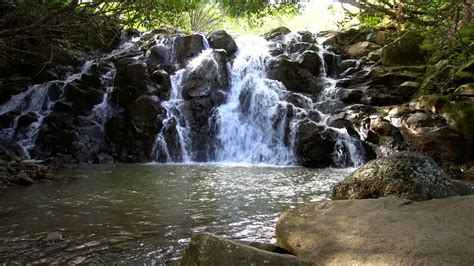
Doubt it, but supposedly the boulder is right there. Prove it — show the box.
[346,41,380,57]
[172,34,207,65]
[293,120,339,168]
[146,44,171,66]
[381,31,426,66]
[332,151,471,201]
[296,50,322,77]
[181,233,306,266]
[267,55,320,95]
[276,196,474,265]
[125,62,149,88]
[208,30,238,56]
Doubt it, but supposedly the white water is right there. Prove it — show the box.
[214,36,296,164]
[1,32,366,167]
[154,33,366,167]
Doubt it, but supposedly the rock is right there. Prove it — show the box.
[367,48,381,61]
[381,31,426,66]
[322,28,368,50]
[366,117,405,157]
[263,27,291,40]
[172,34,207,65]
[208,30,238,56]
[128,95,161,125]
[146,44,171,66]
[401,127,471,166]
[361,87,404,106]
[346,41,380,57]
[181,233,306,266]
[332,151,469,201]
[267,55,320,95]
[339,89,362,104]
[294,120,339,168]
[181,50,228,99]
[297,31,315,43]
[276,196,474,265]
[396,81,420,98]
[296,50,322,77]
[125,62,149,88]
[17,112,38,128]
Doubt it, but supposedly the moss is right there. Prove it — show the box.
[381,31,427,66]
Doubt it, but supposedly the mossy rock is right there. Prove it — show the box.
[381,31,427,66]
[440,100,474,140]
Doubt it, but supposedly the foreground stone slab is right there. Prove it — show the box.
[276,196,474,265]
[181,233,307,266]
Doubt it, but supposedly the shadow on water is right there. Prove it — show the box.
[0,164,351,264]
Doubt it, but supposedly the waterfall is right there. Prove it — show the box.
[153,33,366,167]
[213,36,296,164]
[0,30,366,167]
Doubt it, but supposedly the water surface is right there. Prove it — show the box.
[0,164,350,264]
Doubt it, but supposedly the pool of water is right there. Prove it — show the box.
[0,164,351,264]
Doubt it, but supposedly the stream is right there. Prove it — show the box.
[0,164,350,264]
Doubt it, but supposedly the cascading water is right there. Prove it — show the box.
[0,30,365,167]
[0,61,95,159]
[213,36,297,164]
[153,33,366,167]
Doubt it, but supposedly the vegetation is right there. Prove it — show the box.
[339,0,473,56]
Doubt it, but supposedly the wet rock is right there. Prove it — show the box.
[125,62,149,88]
[332,151,470,201]
[296,50,322,77]
[173,34,207,65]
[128,95,161,125]
[267,55,320,95]
[208,30,238,56]
[276,196,474,265]
[297,30,315,43]
[294,120,339,168]
[17,112,38,128]
[181,233,306,266]
[146,44,171,66]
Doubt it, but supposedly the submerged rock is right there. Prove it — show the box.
[276,196,474,265]
[332,151,472,201]
[181,233,306,266]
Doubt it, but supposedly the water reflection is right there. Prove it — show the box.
[0,164,350,264]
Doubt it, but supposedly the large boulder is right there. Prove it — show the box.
[332,151,472,201]
[381,31,426,66]
[276,196,474,265]
[208,30,238,56]
[181,233,306,266]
